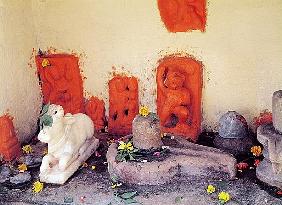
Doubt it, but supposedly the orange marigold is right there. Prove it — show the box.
[251,146,262,157]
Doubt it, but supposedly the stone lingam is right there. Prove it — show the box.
[38,104,99,184]
[256,90,282,188]
[107,111,237,185]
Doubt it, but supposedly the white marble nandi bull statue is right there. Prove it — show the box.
[38,104,99,184]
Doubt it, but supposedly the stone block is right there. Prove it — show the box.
[272,90,282,133]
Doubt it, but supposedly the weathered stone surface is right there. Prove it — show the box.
[132,114,163,150]
[219,111,248,139]
[9,172,31,184]
[272,90,282,133]
[256,123,282,188]
[107,137,236,185]
[0,165,11,183]
[214,134,253,155]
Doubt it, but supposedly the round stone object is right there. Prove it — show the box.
[132,113,163,150]
[272,90,282,133]
[219,111,248,139]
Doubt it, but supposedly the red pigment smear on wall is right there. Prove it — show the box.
[253,111,272,131]
[0,115,21,161]
[158,0,206,32]
[108,75,139,135]
[85,96,106,132]
[35,54,84,114]
[156,56,202,141]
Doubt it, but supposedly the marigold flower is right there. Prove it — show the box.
[32,181,44,193]
[22,145,33,154]
[118,141,134,151]
[139,106,150,117]
[18,163,27,173]
[251,146,262,157]
[218,191,230,203]
[41,59,50,68]
[206,185,216,194]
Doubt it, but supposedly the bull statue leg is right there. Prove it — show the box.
[40,154,57,173]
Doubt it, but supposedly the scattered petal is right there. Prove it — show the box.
[22,145,33,154]
[32,181,44,193]
[95,151,101,157]
[41,59,50,68]
[254,159,261,167]
[139,106,150,117]
[18,163,28,173]
[206,185,216,194]
[218,192,231,204]
[91,165,96,170]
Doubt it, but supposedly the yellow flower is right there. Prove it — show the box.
[32,181,44,193]
[251,146,262,157]
[22,145,33,154]
[139,106,150,117]
[218,192,231,203]
[118,141,134,151]
[18,163,28,173]
[206,185,216,194]
[91,165,96,170]
[41,59,50,68]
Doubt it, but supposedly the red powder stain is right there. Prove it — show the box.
[108,75,139,135]
[85,96,107,132]
[0,114,21,161]
[158,0,206,32]
[253,110,272,130]
[35,54,84,114]
[156,55,202,141]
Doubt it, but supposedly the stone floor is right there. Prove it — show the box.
[1,134,282,205]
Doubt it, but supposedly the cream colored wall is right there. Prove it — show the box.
[30,0,282,131]
[1,0,281,141]
[0,0,41,142]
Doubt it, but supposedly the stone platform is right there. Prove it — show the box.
[107,137,236,185]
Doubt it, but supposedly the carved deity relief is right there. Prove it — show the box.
[108,76,139,135]
[158,0,206,32]
[156,56,202,141]
[85,96,106,132]
[35,54,84,114]
[0,115,21,161]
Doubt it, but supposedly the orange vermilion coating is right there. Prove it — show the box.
[108,75,139,135]
[158,0,206,32]
[0,115,21,161]
[85,96,106,131]
[35,54,84,114]
[156,56,202,141]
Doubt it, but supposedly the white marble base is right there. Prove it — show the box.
[40,137,99,184]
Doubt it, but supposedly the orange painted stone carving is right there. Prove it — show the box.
[158,0,206,32]
[108,76,139,135]
[156,56,202,141]
[35,54,84,114]
[0,115,21,161]
[85,96,106,131]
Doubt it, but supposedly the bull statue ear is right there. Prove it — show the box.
[64,113,75,125]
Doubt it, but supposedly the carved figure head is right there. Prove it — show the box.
[47,104,65,124]
[164,70,185,90]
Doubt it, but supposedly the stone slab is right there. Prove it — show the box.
[107,137,236,185]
